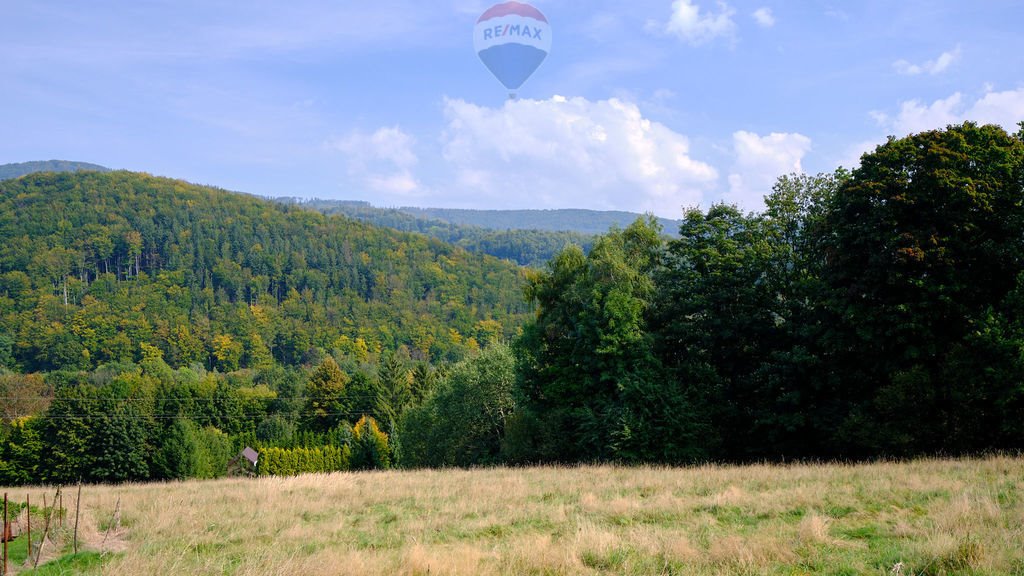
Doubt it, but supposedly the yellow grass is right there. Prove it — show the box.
[5,456,1024,575]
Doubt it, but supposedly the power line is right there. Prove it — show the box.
[14,410,386,422]
[0,394,395,402]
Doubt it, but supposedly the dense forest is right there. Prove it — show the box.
[0,170,532,483]
[0,171,529,371]
[2,122,1023,485]
[292,199,596,268]
[508,122,1024,463]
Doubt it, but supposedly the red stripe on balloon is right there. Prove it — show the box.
[477,2,548,24]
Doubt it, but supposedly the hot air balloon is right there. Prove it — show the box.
[474,2,551,98]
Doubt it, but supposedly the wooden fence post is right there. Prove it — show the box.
[74,483,82,555]
[34,488,59,569]
[26,494,31,562]
[3,492,8,576]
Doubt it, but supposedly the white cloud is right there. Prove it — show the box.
[330,126,423,196]
[838,138,885,170]
[441,96,718,216]
[888,93,964,134]
[365,173,420,195]
[654,0,737,46]
[752,7,776,28]
[892,62,921,76]
[893,45,962,76]
[970,89,1024,129]
[727,131,812,210]
[874,88,1024,136]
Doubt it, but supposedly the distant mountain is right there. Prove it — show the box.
[295,200,680,237]
[0,160,110,180]
[289,199,595,268]
[397,207,682,236]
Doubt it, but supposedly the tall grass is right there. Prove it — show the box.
[6,457,1023,575]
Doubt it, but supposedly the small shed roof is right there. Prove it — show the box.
[241,446,259,466]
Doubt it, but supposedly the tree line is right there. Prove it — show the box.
[507,122,1024,463]
[297,199,596,268]
[2,123,1024,482]
[0,343,475,483]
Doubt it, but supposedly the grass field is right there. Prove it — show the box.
[4,457,1023,575]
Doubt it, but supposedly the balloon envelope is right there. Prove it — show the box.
[474,2,551,92]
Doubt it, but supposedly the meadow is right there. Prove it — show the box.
[4,457,1023,575]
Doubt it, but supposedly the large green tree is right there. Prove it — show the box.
[304,356,350,432]
[514,218,702,463]
[820,122,1024,455]
[401,344,516,468]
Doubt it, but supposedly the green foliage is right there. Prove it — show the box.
[256,413,297,447]
[0,372,51,420]
[0,171,529,372]
[819,123,1024,455]
[38,379,154,484]
[19,551,114,575]
[256,445,349,476]
[0,332,13,369]
[3,124,1024,475]
[655,203,794,459]
[511,124,1024,463]
[376,352,412,423]
[344,370,386,422]
[298,199,600,268]
[153,418,233,480]
[515,218,703,464]
[304,356,350,432]
[409,361,439,404]
[350,415,391,470]
[401,344,516,468]
[0,416,44,484]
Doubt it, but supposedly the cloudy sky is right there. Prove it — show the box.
[3,0,1023,217]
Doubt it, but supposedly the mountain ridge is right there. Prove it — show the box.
[0,160,110,180]
[293,198,681,236]
[287,199,598,267]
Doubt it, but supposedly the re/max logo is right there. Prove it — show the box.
[483,24,544,41]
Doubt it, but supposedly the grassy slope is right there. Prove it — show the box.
[5,457,1023,575]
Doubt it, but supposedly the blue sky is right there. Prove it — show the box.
[3,0,1023,217]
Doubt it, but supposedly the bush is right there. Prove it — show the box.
[256,445,349,476]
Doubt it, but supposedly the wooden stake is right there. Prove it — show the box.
[34,494,48,569]
[3,492,8,576]
[101,496,121,551]
[34,488,58,569]
[25,494,30,563]
[74,483,82,555]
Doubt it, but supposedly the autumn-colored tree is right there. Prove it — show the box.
[304,357,350,432]
[350,415,390,470]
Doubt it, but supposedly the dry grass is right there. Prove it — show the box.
[4,457,1023,575]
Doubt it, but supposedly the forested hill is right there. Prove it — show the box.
[300,200,680,236]
[0,160,110,180]
[0,171,531,373]
[399,206,682,235]
[290,199,595,268]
